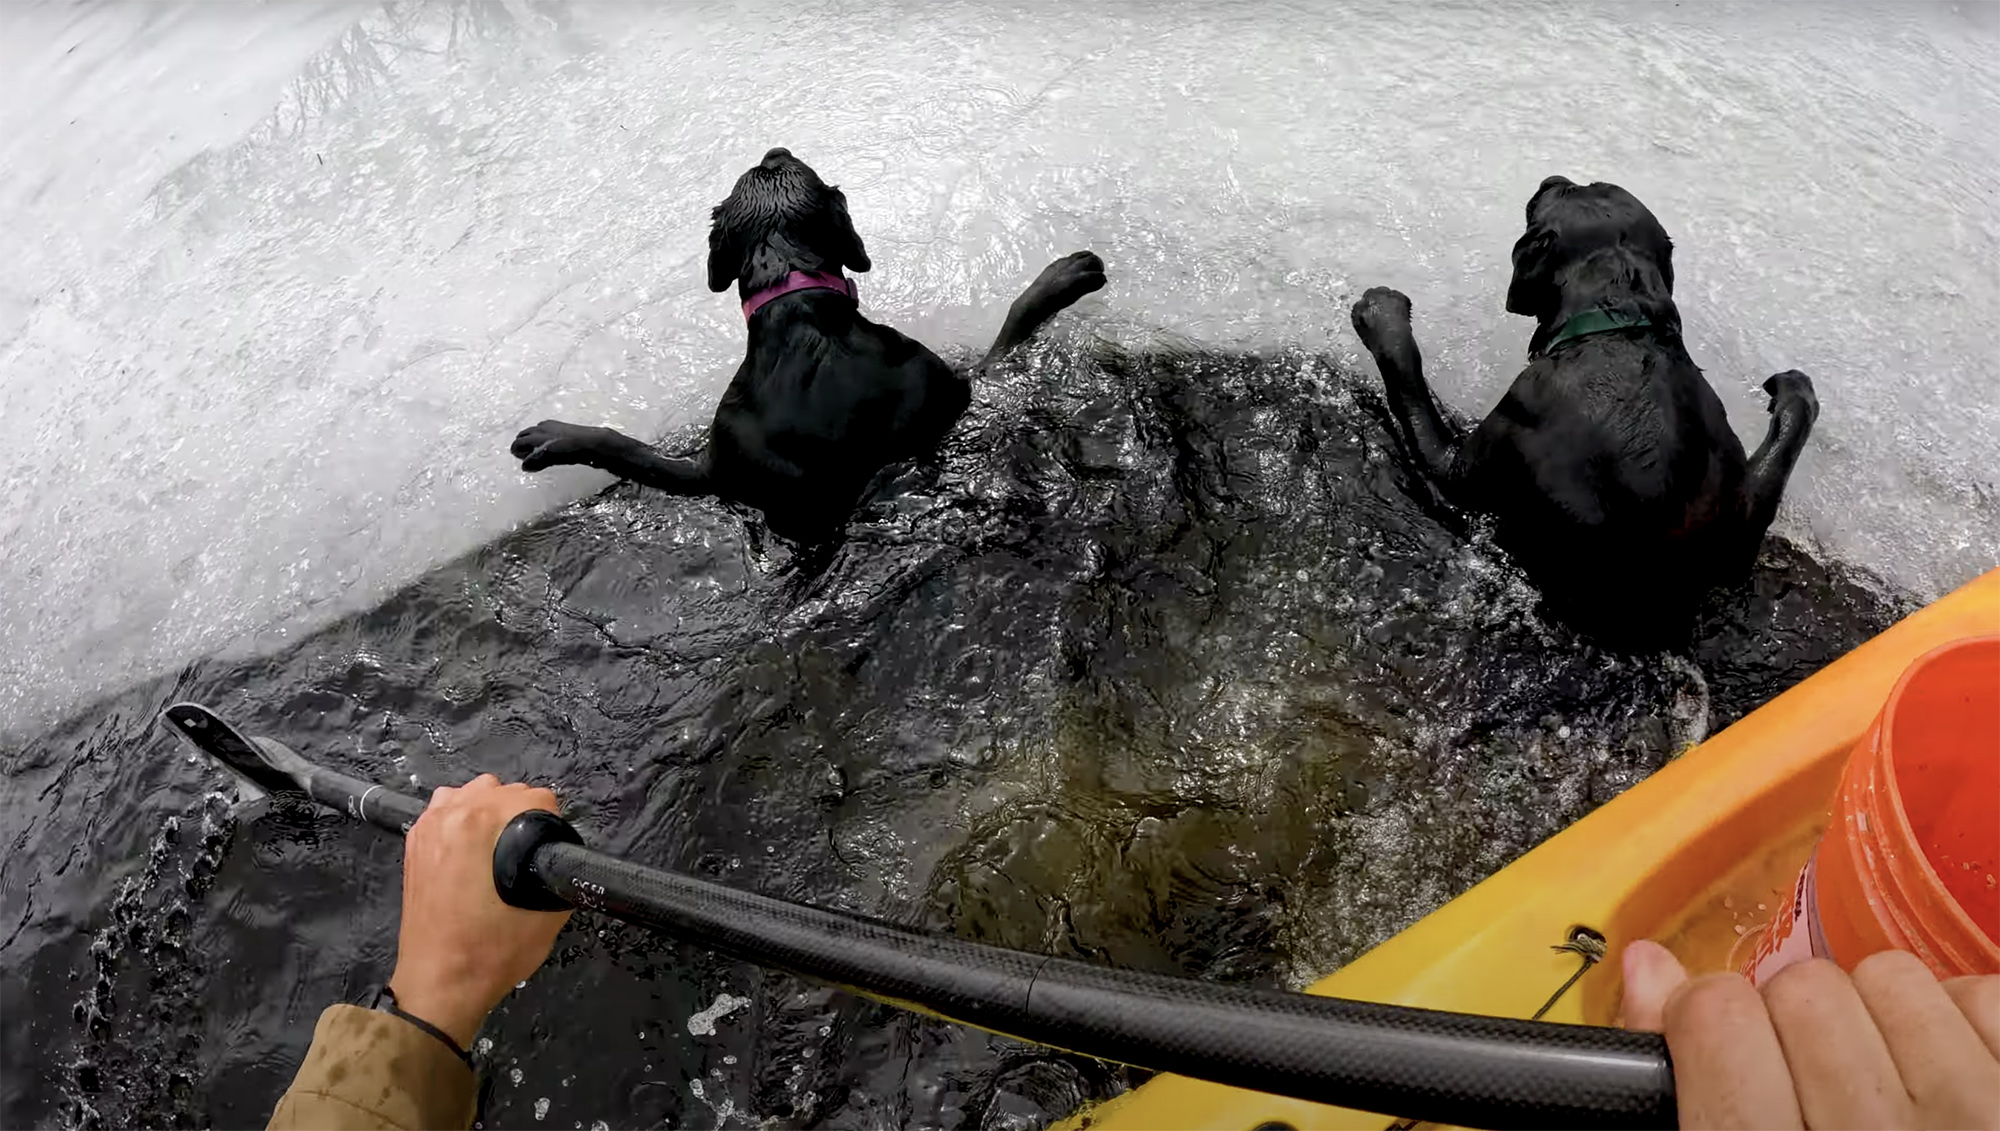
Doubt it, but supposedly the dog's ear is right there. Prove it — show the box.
[1506,227,1557,316]
[707,206,743,293]
[824,187,871,274]
[1657,234,1675,293]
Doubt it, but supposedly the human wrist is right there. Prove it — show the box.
[387,968,492,1050]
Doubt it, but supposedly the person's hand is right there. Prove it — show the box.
[388,774,573,1048]
[1621,939,2000,1129]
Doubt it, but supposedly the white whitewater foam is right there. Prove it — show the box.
[1,0,1994,731]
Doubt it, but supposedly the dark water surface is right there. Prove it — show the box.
[0,341,1908,1129]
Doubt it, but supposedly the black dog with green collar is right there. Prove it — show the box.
[1350,176,1818,646]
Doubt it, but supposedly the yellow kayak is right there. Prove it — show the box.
[1064,566,2000,1131]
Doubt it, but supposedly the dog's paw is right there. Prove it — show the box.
[510,419,604,473]
[1762,370,1819,422]
[1350,286,1414,349]
[1026,250,1108,310]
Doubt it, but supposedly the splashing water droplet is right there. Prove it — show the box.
[686,992,751,1036]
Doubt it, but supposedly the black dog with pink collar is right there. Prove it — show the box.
[510,147,1104,543]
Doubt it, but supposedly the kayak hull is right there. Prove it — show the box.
[1064,567,1999,1131]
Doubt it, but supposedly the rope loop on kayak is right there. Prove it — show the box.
[1534,927,1608,1021]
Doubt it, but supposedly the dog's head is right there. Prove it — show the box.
[1506,176,1674,318]
[706,148,871,293]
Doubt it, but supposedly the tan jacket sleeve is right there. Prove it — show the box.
[267,1004,477,1131]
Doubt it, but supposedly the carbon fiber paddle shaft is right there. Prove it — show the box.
[162,702,1675,1129]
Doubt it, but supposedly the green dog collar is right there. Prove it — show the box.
[1543,308,1652,353]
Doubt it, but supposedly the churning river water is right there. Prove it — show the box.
[2,2,1994,1128]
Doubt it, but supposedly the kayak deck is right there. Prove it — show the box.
[1064,567,1999,1131]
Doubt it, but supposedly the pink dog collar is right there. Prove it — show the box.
[741,270,855,319]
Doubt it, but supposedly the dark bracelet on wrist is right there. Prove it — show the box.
[365,984,475,1068]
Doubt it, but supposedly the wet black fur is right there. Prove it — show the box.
[1351,176,1819,645]
[513,148,1105,542]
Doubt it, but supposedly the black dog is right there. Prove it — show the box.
[512,148,1106,541]
[1350,176,1818,644]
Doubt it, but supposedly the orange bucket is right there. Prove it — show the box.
[1746,635,2000,982]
